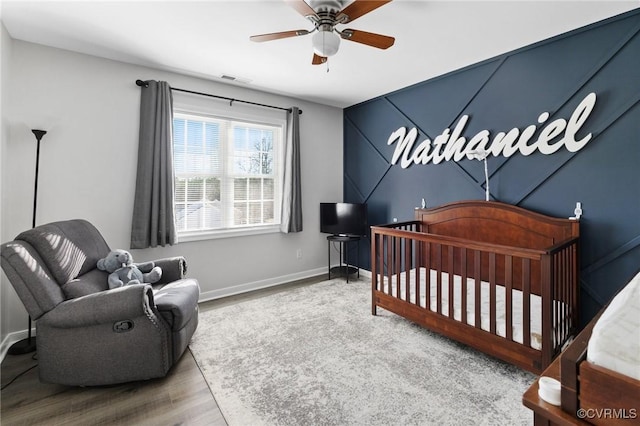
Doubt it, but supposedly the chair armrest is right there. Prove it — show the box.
[41,284,154,328]
[154,278,200,331]
[153,256,187,284]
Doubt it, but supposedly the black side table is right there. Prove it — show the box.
[327,235,360,283]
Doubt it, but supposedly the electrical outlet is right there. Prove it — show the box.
[296,248,303,259]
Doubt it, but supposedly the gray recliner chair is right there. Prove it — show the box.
[1,219,199,386]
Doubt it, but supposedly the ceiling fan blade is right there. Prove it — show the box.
[285,0,318,19]
[340,29,395,49]
[336,0,392,24]
[250,29,310,42]
[312,53,327,65]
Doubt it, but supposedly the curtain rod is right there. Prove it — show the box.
[135,80,302,114]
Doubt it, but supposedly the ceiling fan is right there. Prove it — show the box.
[250,0,395,65]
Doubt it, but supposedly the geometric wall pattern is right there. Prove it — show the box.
[343,9,640,325]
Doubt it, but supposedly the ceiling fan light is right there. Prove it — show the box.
[312,30,340,57]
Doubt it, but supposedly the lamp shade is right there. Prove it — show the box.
[312,30,341,57]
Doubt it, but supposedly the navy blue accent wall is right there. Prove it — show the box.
[343,9,640,324]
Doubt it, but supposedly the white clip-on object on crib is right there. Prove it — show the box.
[570,202,582,220]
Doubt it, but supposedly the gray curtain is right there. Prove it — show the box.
[130,80,176,248]
[281,107,303,233]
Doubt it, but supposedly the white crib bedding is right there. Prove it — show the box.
[587,271,640,380]
[378,268,566,350]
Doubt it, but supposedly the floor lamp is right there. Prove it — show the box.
[7,129,46,355]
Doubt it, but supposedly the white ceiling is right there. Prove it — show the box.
[2,1,638,108]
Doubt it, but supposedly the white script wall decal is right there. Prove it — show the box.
[388,92,596,168]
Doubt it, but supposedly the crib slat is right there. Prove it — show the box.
[557,249,562,346]
[461,248,468,325]
[395,236,401,299]
[554,251,560,350]
[415,233,422,307]
[564,247,570,343]
[564,247,569,342]
[569,246,575,337]
[404,237,411,304]
[425,242,431,310]
[378,235,388,293]
[474,250,481,330]
[371,233,382,290]
[565,248,569,341]
[448,245,454,319]
[377,232,384,289]
[553,253,558,350]
[564,248,568,342]
[436,243,442,314]
[559,250,564,349]
[505,255,513,342]
[522,258,531,348]
[564,247,571,338]
[489,252,496,335]
[541,255,552,368]
[571,242,579,337]
[386,235,392,296]
[414,240,421,307]
[372,232,378,315]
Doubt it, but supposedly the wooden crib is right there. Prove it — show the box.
[371,200,580,374]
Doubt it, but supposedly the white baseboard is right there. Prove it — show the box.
[198,267,329,302]
[1,327,37,362]
[199,266,372,302]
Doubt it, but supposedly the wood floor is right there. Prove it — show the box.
[0,275,327,425]
[1,348,225,426]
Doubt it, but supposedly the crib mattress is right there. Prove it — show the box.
[587,271,640,380]
[379,268,559,350]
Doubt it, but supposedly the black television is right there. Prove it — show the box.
[320,202,367,237]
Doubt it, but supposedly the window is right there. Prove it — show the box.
[172,109,283,240]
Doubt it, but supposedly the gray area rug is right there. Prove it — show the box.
[189,278,536,425]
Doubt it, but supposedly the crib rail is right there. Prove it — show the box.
[371,222,579,373]
[546,238,580,361]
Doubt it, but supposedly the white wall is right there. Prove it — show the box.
[1,21,14,346]
[1,39,343,347]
